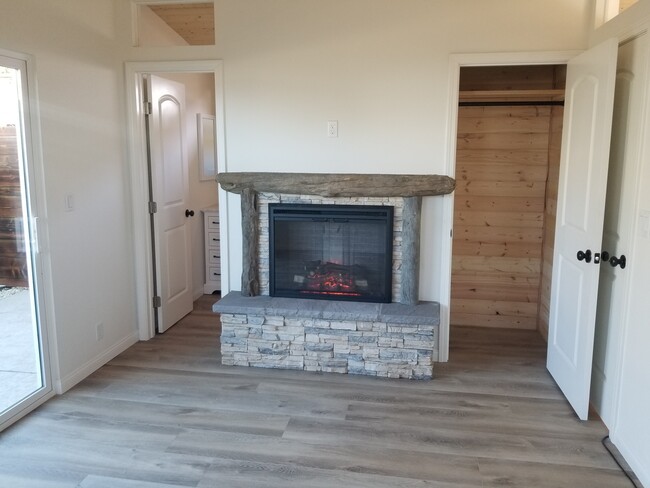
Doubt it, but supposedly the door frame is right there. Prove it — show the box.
[439,50,581,362]
[0,48,57,430]
[125,60,227,340]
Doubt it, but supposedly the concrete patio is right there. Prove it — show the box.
[0,286,41,414]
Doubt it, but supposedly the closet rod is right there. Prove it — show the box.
[459,101,564,107]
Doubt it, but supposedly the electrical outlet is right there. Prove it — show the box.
[96,322,104,342]
[327,120,338,138]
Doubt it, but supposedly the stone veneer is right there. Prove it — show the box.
[214,172,454,379]
[215,292,439,379]
[257,193,404,300]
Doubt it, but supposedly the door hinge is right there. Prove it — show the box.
[153,296,161,308]
[143,101,152,115]
[148,201,158,214]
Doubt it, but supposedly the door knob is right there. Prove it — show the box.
[185,209,195,217]
[577,249,592,263]
[609,254,626,269]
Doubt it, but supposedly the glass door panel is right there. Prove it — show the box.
[0,55,49,426]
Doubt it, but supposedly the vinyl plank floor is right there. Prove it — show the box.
[0,295,632,487]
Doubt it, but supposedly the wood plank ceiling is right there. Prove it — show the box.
[149,3,215,46]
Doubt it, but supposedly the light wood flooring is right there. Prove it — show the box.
[0,295,632,487]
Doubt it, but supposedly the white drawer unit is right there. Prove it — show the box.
[202,207,221,294]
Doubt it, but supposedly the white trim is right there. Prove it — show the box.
[125,60,227,341]
[0,390,55,433]
[591,1,650,46]
[594,0,622,28]
[0,48,59,428]
[55,332,139,394]
[439,50,579,362]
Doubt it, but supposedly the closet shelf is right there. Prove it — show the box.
[459,89,565,103]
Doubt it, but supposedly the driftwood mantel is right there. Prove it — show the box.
[218,172,456,197]
[218,172,456,302]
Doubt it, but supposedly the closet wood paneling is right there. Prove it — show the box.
[452,105,551,329]
[537,106,563,340]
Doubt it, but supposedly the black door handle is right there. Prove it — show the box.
[609,255,626,269]
[577,249,592,263]
[185,209,195,217]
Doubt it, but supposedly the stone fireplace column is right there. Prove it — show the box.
[400,196,422,305]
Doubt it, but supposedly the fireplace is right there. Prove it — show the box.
[269,203,393,303]
[214,172,455,378]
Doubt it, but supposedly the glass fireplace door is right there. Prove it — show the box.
[269,204,393,303]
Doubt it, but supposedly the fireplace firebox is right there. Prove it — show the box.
[269,203,393,303]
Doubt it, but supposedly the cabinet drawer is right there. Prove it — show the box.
[208,254,221,266]
[207,216,220,229]
[207,231,220,246]
[208,267,221,281]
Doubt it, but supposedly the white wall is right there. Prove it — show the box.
[212,0,592,300]
[0,0,594,393]
[0,0,138,391]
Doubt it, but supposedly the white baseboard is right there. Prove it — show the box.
[610,432,650,488]
[55,332,139,394]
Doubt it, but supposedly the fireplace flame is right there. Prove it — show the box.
[301,261,364,297]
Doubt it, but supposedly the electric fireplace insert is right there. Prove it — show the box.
[269,203,393,303]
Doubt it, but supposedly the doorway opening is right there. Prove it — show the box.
[447,64,568,385]
[125,61,226,340]
[450,64,566,344]
[445,41,624,422]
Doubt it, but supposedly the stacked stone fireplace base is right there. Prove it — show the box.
[213,172,454,380]
[214,292,439,379]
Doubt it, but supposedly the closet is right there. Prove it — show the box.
[451,66,565,339]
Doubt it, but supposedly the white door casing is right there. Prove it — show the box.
[125,61,226,341]
[547,39,618,420]
[147,74,194,333]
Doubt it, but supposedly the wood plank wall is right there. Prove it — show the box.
[451,105,551,329]
[0,125,27,287]
[537,106,563,340]
[450,65,565,332]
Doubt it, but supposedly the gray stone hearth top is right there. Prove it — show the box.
[213,292,440,325]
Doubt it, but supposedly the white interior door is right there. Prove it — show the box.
[547,39,618,420]
[148,74,193,333]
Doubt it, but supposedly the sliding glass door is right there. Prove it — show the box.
[0,52,51,428]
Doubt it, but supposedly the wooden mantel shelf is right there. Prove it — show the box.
[217,172,456,197]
